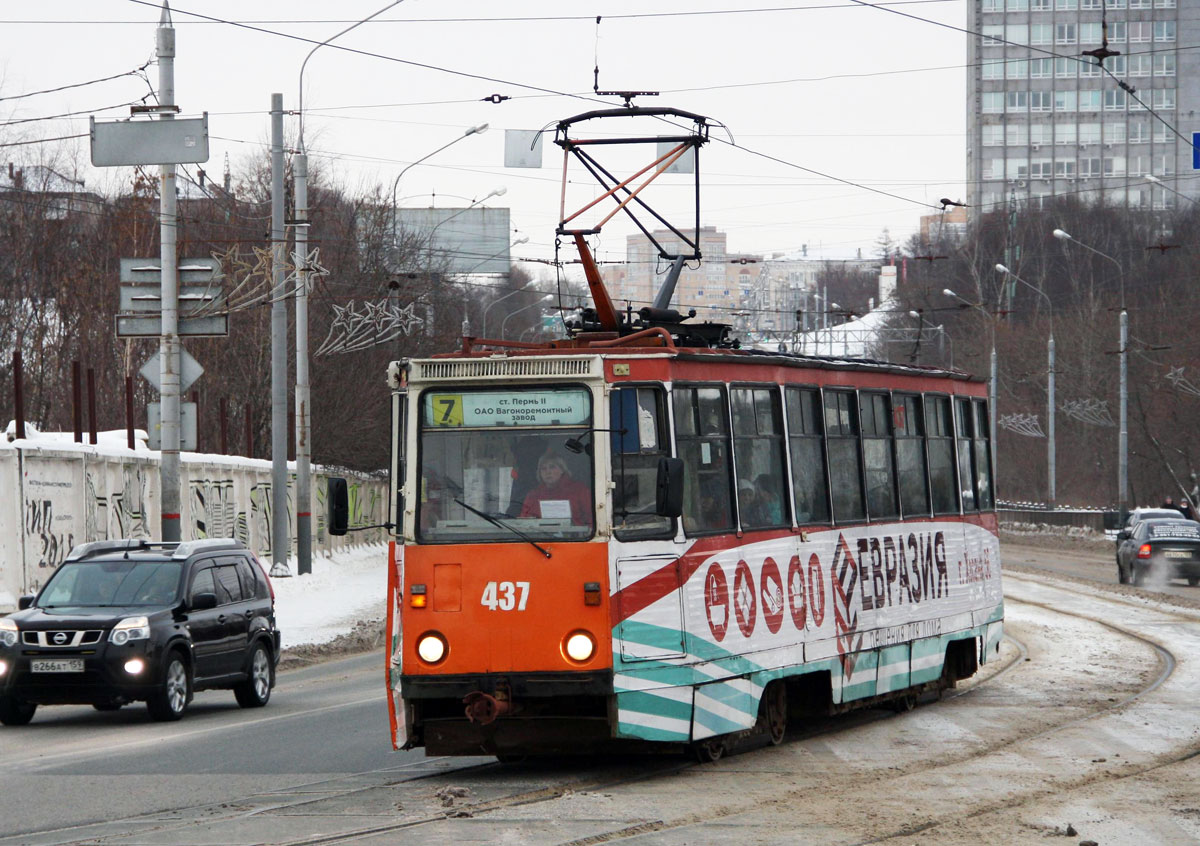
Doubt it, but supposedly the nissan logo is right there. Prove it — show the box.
[52,632,69,645]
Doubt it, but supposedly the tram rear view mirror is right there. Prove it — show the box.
[656,458,684,518]
[328,477,349,536]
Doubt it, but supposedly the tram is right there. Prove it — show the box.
[336,105,1003,760]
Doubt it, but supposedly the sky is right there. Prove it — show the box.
[0,0,969,268]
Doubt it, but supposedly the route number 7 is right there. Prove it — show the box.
[481,581,529,611]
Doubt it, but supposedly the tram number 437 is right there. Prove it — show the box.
[481,581,530,611]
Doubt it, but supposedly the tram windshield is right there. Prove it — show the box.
[416,386,595,543]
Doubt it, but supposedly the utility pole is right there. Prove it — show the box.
[158,3,181,542]
[270,94,290,577]
[294,148,312,575]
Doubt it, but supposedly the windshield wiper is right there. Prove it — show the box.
[453,498,552,559]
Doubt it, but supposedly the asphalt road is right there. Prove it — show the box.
[0,653,417,839]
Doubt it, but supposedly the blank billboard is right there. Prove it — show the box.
[394,207,511,275]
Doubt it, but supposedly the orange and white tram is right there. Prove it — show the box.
[378,344,1002,759]
[340,104,1003,760]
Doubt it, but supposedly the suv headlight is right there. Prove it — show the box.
[0,618,16,648]
[110,616,151,645]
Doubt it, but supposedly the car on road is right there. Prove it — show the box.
[1115,518,1200,586]
[0,538,280,726]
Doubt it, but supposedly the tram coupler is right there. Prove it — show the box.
[463,686,513,725]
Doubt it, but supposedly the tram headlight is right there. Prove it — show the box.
[563,630,596,663]
[416,632,448,664]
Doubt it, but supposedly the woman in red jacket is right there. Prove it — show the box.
[520,453,592,527]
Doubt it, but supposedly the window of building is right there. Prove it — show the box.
[1108,0,1126,7]
[859,392,898,520]
[1155,0,1176,7]
[824,390,865,523]
[983,0,1002,10]
[1031,123,1053,146]
[1007,0,1029,8]
[1154,20,1176,41]
[983,125,1005,146]
[982,92,1004,113]
[672,386,734,535]
[1129,0,1151,7]
[982,59,1005,80]
[1055,158,1077,178]
[1079,122,1101,143]
[1103,156,1127,176]
[1153,122,1171,142]
[1129,120,1149,143]
[1007,123,1029,145]
[1007,24,1029,44]
[1006,90,1029,112]
[1055,0,1077,8]
[1105,55,1126,76]
[1032,0,1052,8]
[1031,23,1053,45]
[925,396,958,514]
[1079,90,1102,111]
[1055,23,1077,44]
[982,24,1004,45]
[1080,22,1102,43]
[731,387,788,530]
[1030,90,1053,112]
[785,387,830,525]
[1030,58,1054,78]
[1054,89,1077,111]
[1079,60,1102,78]
[1031,158,1055,178]
[1129,21,1151,42]
[1154,53,1176,76]
[1109,22,1126,42]
[1055,57,1077,78]
[1079,156,1102,177]
[1152,88,1175,110]
[1103,122,1126,144]
[1129,154,1150,176]
[1007,158,1030,179]
[1055,123,1077,145]
[1103,89,1127,110]
[1128,54,1152,76]
[1006,59,1029,79]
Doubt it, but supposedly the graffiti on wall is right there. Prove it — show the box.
[190,479,237,540]
[24,486,74,570]
[85,465,149,543]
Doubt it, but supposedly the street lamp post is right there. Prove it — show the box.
[390,124,489,258]
[500,294,555,338]
[289,0,402,576]
[996,264,1055,508]
[944,288,998,481]
[1053,228,1127,518]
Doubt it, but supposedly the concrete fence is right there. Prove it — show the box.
[0,441,387,611]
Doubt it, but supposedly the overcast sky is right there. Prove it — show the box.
[1,0,968,267]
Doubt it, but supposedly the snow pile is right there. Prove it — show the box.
[268,543,389,649]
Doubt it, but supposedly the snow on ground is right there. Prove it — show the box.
[268,544,389,649]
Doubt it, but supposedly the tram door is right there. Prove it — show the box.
[615,555,686,660]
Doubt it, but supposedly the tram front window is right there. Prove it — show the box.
[417,387,595,542]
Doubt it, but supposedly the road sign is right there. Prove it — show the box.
[140,349,204,394]
[1194,132,1200,170]
[120,257,221,283]
[90,115,209,166]
[147,402,197,451]
[116,315,228,337]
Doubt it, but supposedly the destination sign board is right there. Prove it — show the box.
[423,389,590,428]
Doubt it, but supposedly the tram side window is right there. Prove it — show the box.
[973,398,995,509]
[955,397,979,511]
[731,387,788,529]
[926,395,959,514]
[672,386,734,535]
[785,387,831,524]
[894,393,931,517]
[610,387,674,539]
[824,390,866,523]
[859,392,898,520]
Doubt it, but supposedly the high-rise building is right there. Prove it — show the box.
[966,0,1198,213]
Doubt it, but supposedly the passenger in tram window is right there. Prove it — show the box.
[505,437,544,517]
[739,480,767,527]
[519,453,592,526]
[754,473,784,525]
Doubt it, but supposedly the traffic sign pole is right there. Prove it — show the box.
[158,5,181,543]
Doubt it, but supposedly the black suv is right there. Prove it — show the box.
[0,538,280,725]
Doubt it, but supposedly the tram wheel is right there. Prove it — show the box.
[692,737,726,763]
[759,682,788,745]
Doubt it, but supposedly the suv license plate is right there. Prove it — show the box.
[1165,550,1193,559]
[31,659,84,673]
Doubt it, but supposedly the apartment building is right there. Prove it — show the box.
[966,0,1200,212]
